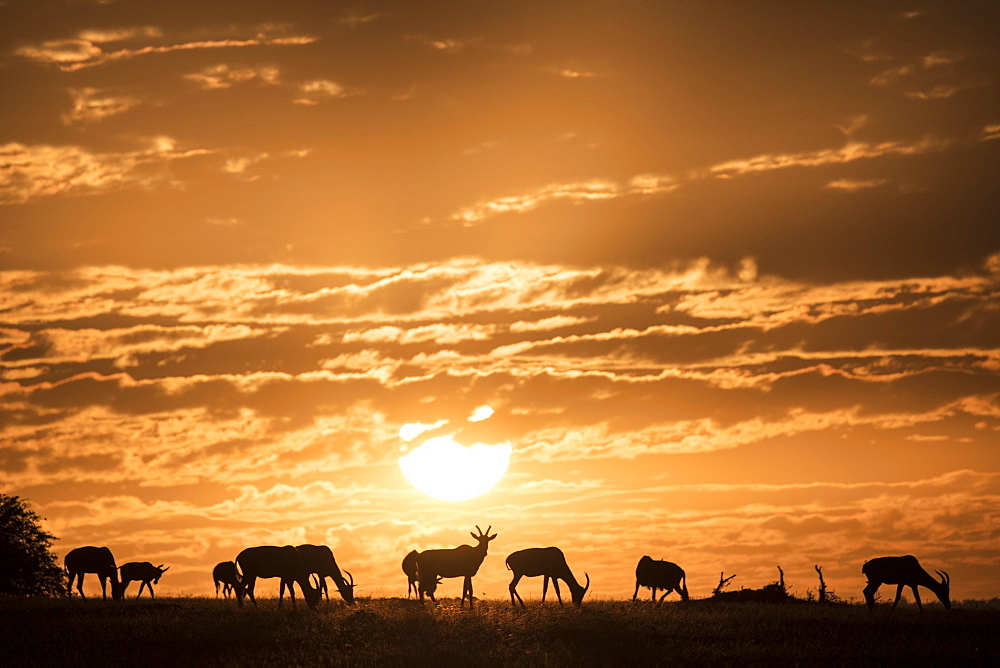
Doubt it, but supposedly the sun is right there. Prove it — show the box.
[398,436,512,501]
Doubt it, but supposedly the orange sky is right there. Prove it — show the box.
[2,1,998,603]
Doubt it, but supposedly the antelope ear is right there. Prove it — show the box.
[489,533,497,540]
[161,566,170,573]
[470,532,478,540]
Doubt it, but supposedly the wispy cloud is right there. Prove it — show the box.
[448,131,957,226]
[338,13,386,29]
[292,79,348,105]
[62,87,143,124]
[221,148,311,179]
[3,324,278,369]
[452,175,677,225]
[4,256,994,332]
[824,178,889,192]
[979,123,1000,142]
[16,27,316,71]
[183,64,281,89]
[509,315,595,333]
[905,83,978,100]
[707,136,951,178]
[515,397,998,462]
[0,137,211,204]
[77,26,163,43]
[407,36,478,53]
[549,67,599,79]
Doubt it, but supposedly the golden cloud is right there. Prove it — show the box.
[0,139,211,204]
[183,64,281,89]
[62,87,143,124]
[452,175,678,225]
[16,32,317,72]
[824,178,890,191]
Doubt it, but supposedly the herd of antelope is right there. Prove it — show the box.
[63,526,952,612]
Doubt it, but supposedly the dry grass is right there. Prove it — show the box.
[1,596,997,666]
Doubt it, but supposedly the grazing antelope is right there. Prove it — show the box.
[236,545,322,609]
[633,556,689,602]
[212,561,244,599]
[64,546,123,601]
[402,550,442,598]
[296,544,356,605]
[402,550,419,598]
[862,555,950,612]
[506,547,590,607]
[415,525,497,608]
[119,562,169,599]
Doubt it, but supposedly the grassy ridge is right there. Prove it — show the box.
[1,597,997,666]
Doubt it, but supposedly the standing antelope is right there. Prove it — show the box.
[64,546,123,601]
[862,555,951,612]
[506,547,590,607]
[212,561,244,599]
[633,556,689,602]
[236,545,322,609]
[296,544,356,605]
[415,525,497,608]
[119,562,169,599]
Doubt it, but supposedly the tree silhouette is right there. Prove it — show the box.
[0,494,65,596]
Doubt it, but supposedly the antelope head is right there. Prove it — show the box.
[471,525,498,547]
[935,570,951,609]
[111,579,126,601]
[153,565,169,584]
[572,573,591,607]
[340,570,357,605]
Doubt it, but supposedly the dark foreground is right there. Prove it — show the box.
[1,597,997,666]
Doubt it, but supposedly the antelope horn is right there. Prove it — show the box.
[346,570,355,586]
[475,525,482,535]
[583,573,591,593]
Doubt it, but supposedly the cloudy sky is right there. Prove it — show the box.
[2,0,998,602]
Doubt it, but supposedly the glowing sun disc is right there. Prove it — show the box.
[399,436,512,501]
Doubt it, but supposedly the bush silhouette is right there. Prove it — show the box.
[0,494,65,596]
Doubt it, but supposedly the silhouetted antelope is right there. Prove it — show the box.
[296,544,356,605]
[402,550,442,598]
[236,545,322,609]
[402,550,419,597]
[119,562,169,599]
[862,555,950,612]
[506,546,590,607]
[633,556,688,602]
[64,546,123,601]
[415,525,497,608]
[212,561,244,599]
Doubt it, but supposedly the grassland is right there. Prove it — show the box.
[1,596,997,666]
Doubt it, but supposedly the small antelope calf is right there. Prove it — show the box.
[119,562,169,599]
[633,556,689,602]
[213,561,244,599]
